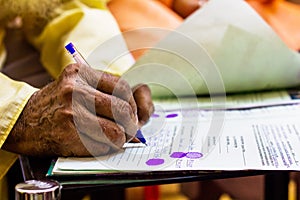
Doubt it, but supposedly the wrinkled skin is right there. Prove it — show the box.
[3,64,154,157]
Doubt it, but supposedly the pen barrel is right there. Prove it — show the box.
[15,180,61,200]
[72,52,90,67]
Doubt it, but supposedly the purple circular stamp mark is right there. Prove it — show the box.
[170,152,187,158]
[185,152,203,159]
[146,158,165,166]
[166,113,178,118]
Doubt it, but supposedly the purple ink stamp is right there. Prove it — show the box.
[151,113,160,118]
[146,158,165,166]
[170,152,187,158]
[185,152,203,159]
[166,113,178,118]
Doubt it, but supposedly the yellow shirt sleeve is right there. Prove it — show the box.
[0,27,39,148]
[0,68,38,180]
[0,73,38,148]
[0,27,38,180]
[28,0,134,79]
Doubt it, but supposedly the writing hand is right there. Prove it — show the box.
[3,64,153,157]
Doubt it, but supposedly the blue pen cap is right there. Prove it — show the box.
[65,42,75,54]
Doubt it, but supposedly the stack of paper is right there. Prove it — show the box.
[49,90,300,176]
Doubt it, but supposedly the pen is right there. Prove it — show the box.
[64,42,146,145]
[65,42,90,67]
[135,129,147,144]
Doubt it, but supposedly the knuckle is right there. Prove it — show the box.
[61,64,80,76]
[60,82,75,98]
[115,100,132,118]
[117,79,131,93]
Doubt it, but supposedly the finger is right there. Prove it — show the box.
[72,103,127,148]
[73,86,138,138]
[79,66,138,119]
[95,93,138,139]
[97,72,138,125]
[132,84,155,126]
[58,134,112,157]
[76,134,114,156]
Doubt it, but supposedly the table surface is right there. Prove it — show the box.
[18,155,291,200]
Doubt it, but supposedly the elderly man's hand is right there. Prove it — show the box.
[3,64,154,157]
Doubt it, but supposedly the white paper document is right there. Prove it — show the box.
[51,0,300,174]
[154,90,300,111]
[52,103,300,174]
